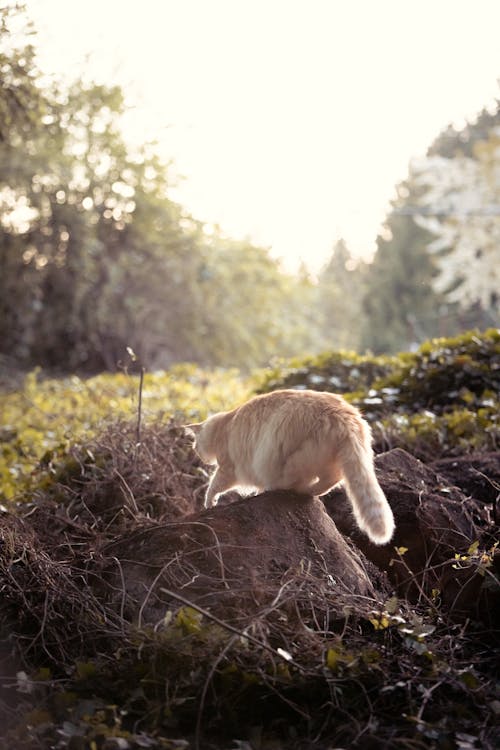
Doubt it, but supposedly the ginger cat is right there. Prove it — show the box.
[187,388,395,546]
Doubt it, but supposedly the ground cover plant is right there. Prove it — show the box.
[0,331,499,749]
[0,361,250,502]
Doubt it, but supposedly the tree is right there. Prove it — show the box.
[359,100,500,355]
[0,2,43,143]
[427,100,500,159]
[0,2,325,372]
[190,234,323,368]
[315,238,367,352]
[411,132,500,315]
[359,180,447,354]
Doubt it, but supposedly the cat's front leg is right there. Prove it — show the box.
[204,484,219,508]
[204,466,234,508]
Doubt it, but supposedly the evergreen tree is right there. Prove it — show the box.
[360,181,447,354]
[316,239,367,351]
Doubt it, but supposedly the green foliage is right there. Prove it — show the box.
[314,238,369,352]
[0,3,326,373]
[256,348,399,394]
[256,329,500,460]
[366,328,500,413]
[0,365,251,501]
[360,179,450,354]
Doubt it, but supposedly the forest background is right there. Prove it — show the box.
[1,2,499,376]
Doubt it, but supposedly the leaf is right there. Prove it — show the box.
[467,540,479,555]
[384,595,399,614]
[459,670,479,689]
[25,708,52,726]
[126,346,137,362]
[404,638,429,655]
[175,606,203,634]
[16,671,32,694]
[326,648,340,670]
[34,667,52,681]
[75,661,97,680]
[369,615,391,630]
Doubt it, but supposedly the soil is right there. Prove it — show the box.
[100,491,388,627]
[432,451,500,510]
[324,448,499,618]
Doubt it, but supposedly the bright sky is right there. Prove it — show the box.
[27,0,500,271]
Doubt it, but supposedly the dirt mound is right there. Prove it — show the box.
[2,425,500,749]
[101,491,386,627]
[432,451,500,511]
[324,448,498,618]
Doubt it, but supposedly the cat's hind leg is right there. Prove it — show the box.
[204,466,236,508]
[277,446,324,495]
[278,447,342,496]
[310,465,343,497]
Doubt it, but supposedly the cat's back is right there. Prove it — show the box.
[231,388,358,437]
[238,388,355,413]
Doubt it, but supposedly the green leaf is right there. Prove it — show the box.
[467,540,479,555]
[175,606,203,634]
[326,648,340,670]
[384,595,399,614]
[75,661,97,680]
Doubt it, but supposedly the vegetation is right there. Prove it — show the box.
[1,331,499,748]
[258,329,500,460]
[0,6,499,745]
[0,4,324,373]
[1,3,499,376]
[0,360,251,502]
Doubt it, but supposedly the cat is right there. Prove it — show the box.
[187,388,395,546]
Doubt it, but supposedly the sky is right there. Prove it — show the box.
[26,0,500,271]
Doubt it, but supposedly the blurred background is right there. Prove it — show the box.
[1,0,499,373]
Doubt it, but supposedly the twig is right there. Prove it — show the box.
[415,680,443,725]
[136,366,145,445]
[111,556,127,635]
[195,635,238,750]
[472,468,500,525]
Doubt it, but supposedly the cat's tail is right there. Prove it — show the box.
[339,420,395,545]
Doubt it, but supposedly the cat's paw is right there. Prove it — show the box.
[204,495,219,509]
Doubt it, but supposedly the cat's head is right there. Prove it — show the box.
[185,420,217,464]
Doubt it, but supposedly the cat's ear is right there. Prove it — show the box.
[184,422,203,436]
